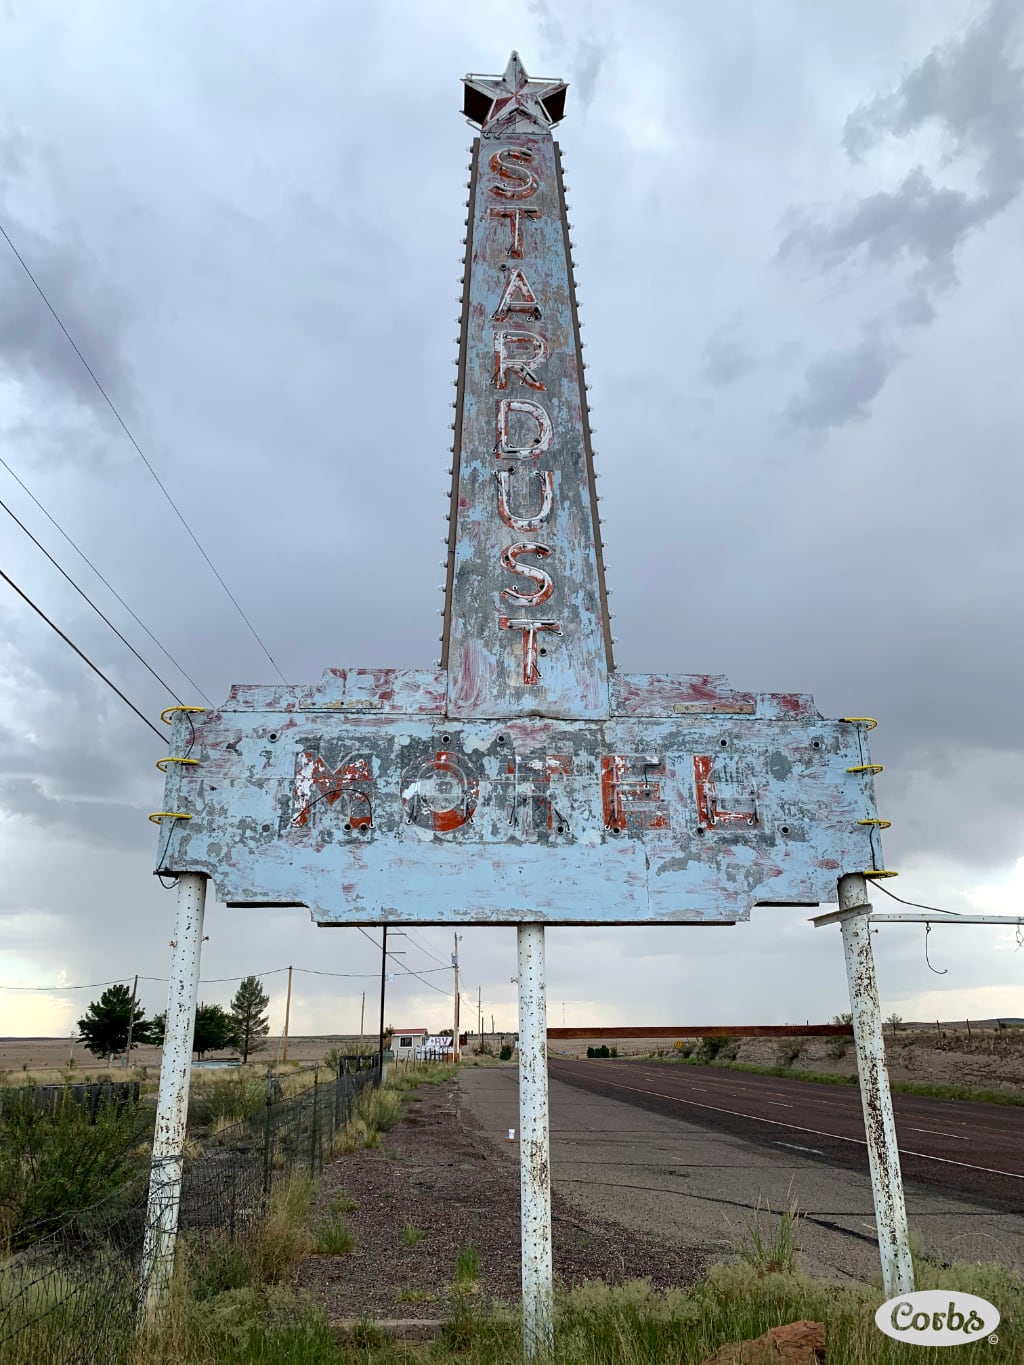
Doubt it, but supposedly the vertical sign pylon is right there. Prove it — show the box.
[448,52,611,720]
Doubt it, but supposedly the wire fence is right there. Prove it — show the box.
[0,1065,379,1365]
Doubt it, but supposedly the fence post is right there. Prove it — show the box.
[262,1091,273,1200]
[310,1072,319,1176]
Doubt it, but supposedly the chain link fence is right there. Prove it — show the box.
[0,1065,378,1365]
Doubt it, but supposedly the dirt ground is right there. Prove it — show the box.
[295,1073,706,1322]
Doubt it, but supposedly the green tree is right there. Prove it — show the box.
[229,975,270,1063]
[193,1003,235,1060]
[76,985,149,1060]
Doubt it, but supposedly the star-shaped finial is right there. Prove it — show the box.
[463,52,567,133]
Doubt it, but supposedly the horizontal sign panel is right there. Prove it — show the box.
[156,705,883,924]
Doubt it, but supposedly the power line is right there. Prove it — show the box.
[0,455,214,706]
[0,219,288,685]
[357,927,452,996]
[401,927,452,967]
[0,963,451,992]
[0,565,164,740]
[0,492,187,706]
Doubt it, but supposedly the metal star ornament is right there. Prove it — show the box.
[463,52,567,132]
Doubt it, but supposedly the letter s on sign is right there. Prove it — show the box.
[500,542,555,606]
[489,148,539,200]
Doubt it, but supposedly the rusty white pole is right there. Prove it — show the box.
[837,873,914,1297]
[140,872,207,1325]
[516,924,553,1359]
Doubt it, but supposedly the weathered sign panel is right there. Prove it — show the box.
[153,53,887,924]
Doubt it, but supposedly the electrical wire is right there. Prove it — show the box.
[401,928,453,968]
[357,927,452,996]
[0,456,214,706]
[0,492,186,704]
[871,880,963,916]
[0,565,164,740]
[0,219,288,685]
[0,963,449,992]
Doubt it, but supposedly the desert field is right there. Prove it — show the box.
[2,1024,1023,1097]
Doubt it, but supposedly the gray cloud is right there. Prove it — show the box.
[782,326,900,430]
[780,0,1024,433]
[0,196,137,429]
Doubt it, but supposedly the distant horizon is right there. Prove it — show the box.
[5,1017,1024,1045]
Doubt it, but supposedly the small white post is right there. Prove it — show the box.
[837,873,914,1297]
[517,924,554,1359]
[140,872,207,1325]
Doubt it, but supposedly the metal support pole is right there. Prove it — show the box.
[139,872,207,1325]
[517,924,553,1359]
[837,873,914,1297]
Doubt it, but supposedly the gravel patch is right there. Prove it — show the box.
[296,1075,706,1322]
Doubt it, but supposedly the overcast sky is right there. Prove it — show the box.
[0,0,1021,1044]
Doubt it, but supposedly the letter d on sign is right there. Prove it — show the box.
[875,1290,999,1346]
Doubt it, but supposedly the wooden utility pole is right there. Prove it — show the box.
[377,926,388,1077]
[478,985,482,1046]
[281,965,293,1062]
[359,991,365,1052]
[452,933,460,1062]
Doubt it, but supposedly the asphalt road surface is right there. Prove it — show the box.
[549,1060,1024,1214]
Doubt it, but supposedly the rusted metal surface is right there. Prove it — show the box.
[546,1024,854,1039]
[140,872,207,1322]
[156,698,880,923]
[837,873,914,1297]
[154,52,887,928]
[517,924,554,1357]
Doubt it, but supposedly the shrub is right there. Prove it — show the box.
[695,1037,738,1065]
[0,1086,150,1247]
[188,1074,267,1128]
[775,1041,803,1068]
[499,1044,513,1061]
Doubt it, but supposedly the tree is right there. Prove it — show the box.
[832,1012,853,1026]
[193,1004,235,1060]
[229,975,270,1063]
[77,985,149,1060]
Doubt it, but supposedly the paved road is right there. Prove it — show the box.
[460,1067,1024,1284]
[549,1060,1024,1214]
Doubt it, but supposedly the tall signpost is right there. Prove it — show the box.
[145,54,912,1352]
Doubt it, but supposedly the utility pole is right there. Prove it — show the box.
[377,926,388,1079]
[492,1012,495,1038]
[478,985,482,1048]
[281,965,293,1063]
[452,933,460,1063]
[123,973,139,1067]
[359,991,365,1054]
